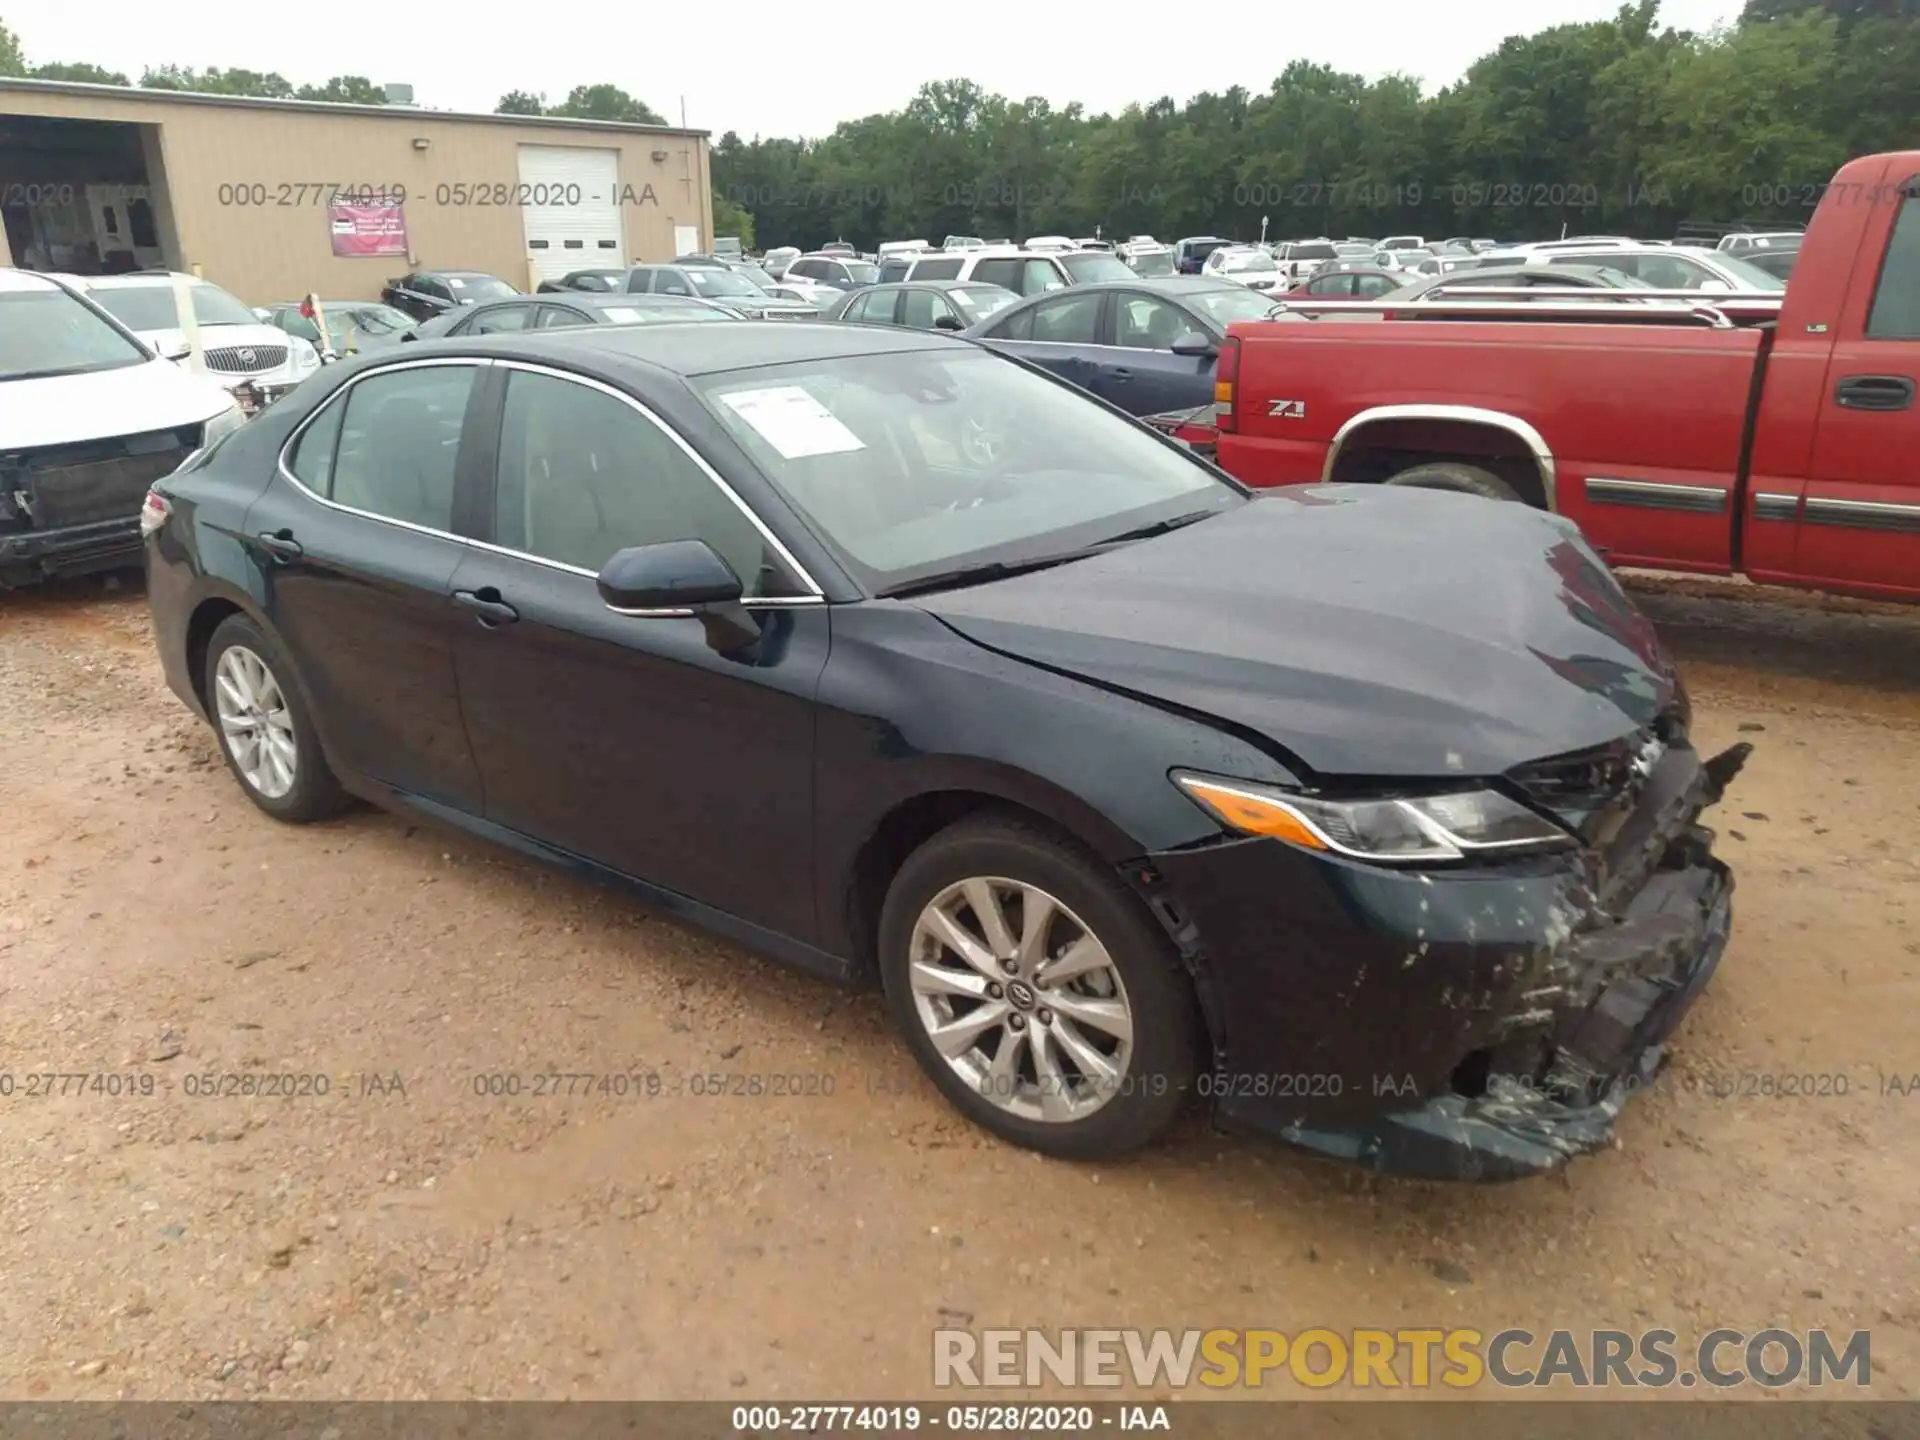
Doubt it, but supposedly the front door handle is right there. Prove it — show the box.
[1108,368,1133,382]
[1834,374,1916,411]
[256,529,302,562]
[453,588,519,627]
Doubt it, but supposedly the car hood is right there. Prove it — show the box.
[129,322,294,353]
[914,485,1678,779]
[0,358,235,450]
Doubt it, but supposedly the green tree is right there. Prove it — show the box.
[140,65,294,97]
[711,191,756,249]
[30,61,130,84]
[495,89,545,116]
[0,16,26,75]
[295,75,387,104]
[551,84,665,125]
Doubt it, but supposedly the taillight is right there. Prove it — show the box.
[1214,335,1241,433]
[139,489,172,538]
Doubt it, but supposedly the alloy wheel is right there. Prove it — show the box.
[213,644,298,799]
[907,876,1135,1123]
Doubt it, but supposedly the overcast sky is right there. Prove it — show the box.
[7,0,1742,138]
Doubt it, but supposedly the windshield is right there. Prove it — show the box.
[327,303,414,346]
[685,269,762,298]
[1129,250,1177,276]
[91,282,259,332]
[694,348,1238,592]
[843,261,881,285]
[1334,243,1374,258]
[733,265,778,290]
[1710,254,1788,291]
[952,287,1019,322]
[1187,287,1284,326]
[1221,251,1277,273]
[0,288,152,381]
[1058,252,1133,283]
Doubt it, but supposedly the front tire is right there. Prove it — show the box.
[204,614,347,824]
[878,813,1199,1158]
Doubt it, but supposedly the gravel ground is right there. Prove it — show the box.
[0,573,1915,1402]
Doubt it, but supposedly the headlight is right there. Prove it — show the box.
[1172,771,1576,864]
[201,401,248,445]
[290,336,320,371]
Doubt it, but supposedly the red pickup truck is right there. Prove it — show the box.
[1206,150,1920,604]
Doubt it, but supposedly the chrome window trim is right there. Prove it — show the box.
[274,354,828,603]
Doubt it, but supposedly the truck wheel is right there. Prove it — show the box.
[1384,461,1524,503]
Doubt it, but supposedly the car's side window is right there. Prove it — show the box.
[991,305,1035,341]
[1029,291,1103,343]
[862,291,900,325]
[324,365,474,531]
[1866,195,1920,338]
[655,270,695,296]
[1114,295,1189,349]
[1356,274,1397,298]
[491,369,792,596]
[1021,258,1067,295]
[535,305,588,329]
[899,289,941,329]
[625,269,653,294]
[419,278,450,302]
[470,304,534,334]
[970,258,1020,291]
[287,393,347,493]
[789,259,820,281]
[911,256,963,281]
[841,292,873,323]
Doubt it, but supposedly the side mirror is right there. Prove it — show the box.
[933,313,963,331]
[162,340,193,362]
[1170,332,1216,358]
[598,538,744,614]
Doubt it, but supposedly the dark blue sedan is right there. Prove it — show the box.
[960,278,1291,417]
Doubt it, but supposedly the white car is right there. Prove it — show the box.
[1200,245,1287,292]
[1023,235,1077,252]
[1270,240,1341,284]
[900,246,1134,295]
[1118,243,1177,278]
[1509,244,1788,292]
[1,269,245,586]
[764,278,843,309]
[66,272,320,412]
[1378,235,1427,252]
[761,246,802,279]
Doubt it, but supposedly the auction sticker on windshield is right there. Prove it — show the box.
[720,385,867,459]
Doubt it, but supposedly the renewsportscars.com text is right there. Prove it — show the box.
[932,1327,1871,1390]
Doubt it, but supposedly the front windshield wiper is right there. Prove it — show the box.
[877,552,1095,599]
[1093,509,1221,546]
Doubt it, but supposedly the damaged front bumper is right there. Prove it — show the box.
[1147,738,1751,1182]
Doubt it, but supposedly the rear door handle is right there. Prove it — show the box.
[1834,374,1916,411]
[453,588,519,627]
[256,529,302,562]
[1109,368,1133,382]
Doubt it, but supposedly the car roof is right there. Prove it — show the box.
[424,318,963,377]
[424,269,505,280]
[0,268,63,294]
[76,272,208,289]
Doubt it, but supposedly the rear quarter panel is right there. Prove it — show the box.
[1218,318,1764,569]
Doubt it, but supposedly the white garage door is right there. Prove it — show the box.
[518,146,623,285]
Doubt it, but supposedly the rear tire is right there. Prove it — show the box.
[878,813,1199,1159]
[204,614,349,824]
[1384,460,1524,503]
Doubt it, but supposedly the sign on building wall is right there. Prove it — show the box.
[328,201,409,258]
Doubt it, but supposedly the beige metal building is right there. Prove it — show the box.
[0,78,713,304]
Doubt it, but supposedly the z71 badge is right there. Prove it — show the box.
[1268,399,1307,418]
